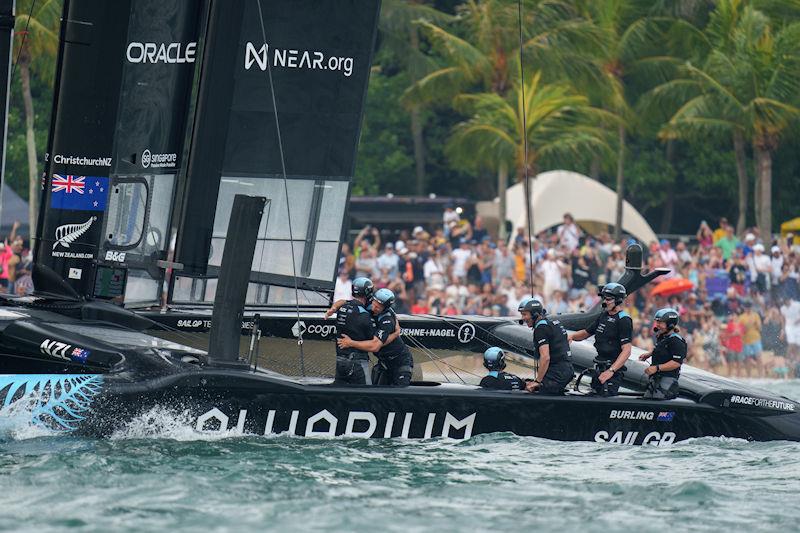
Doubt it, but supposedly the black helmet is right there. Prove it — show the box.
[352,277,374,300]
[600,282,627,306]
[373,288,395,309]
[518,297,545,318]
[483,347,507,371]
[654,307,679,330]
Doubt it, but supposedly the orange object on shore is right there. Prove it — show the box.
[650,277,694,297]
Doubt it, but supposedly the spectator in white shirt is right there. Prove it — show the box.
[377,243,400,279]
[658,239,679,276]
[540,248,566,302]
[556,213,581,252]
[451,238,474,280]
[676,241,692,264]
[770,246,784,286]
[333,270,352,302]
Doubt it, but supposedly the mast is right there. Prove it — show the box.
[0,0,13,216]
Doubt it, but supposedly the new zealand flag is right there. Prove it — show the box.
[51,175,109,211]
[657,411,675,422]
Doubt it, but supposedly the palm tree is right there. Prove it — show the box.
[446,72,615,229]
[647,1,800,238]
[14,0,60,237]
[403,0,602,236]
[377,0,451,195]
[576,0,707,238]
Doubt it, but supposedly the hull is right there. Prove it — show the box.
[1,302,799,444]
[3,369,799,444]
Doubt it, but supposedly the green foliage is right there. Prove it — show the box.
[353,71,416,195]
[6,22,57,199]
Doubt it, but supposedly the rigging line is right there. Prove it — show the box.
[255,0,306,375]
[402,333,452,383]
[404,332,476,382]
[517,0,535,297]
[10,0,36,83]
[401,332,474,383]
[517,0,538,376]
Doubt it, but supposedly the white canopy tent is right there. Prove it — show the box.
[505,170,658,244]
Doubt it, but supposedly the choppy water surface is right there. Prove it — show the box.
[2,381,800,533]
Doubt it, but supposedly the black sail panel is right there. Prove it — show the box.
[36,0,203,300]
[173,0,380,306]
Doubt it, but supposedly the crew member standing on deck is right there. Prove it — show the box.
[639,308,686,399]
[517,298,574,395]
[338,288,413,386]
[328,277,381,385]
[568,283,633,396]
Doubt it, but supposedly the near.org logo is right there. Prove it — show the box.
[244,42,354,77]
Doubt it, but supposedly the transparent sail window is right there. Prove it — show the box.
[212,176,347,285]
[171,275,328,306]
[106,180,148,248]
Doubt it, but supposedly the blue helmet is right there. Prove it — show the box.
[483,347,507,371]
[600,282,626,306]
[517,297,545,318]
[373,288,395,309]
[654,307,679,330]
[352,277,374,300]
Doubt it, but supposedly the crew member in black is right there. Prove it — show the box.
[338,288,413,386]
[479,347,527,390]
[328,277,381,385]
[639,308,686,399]
[568,283,633,396]
[518,298,574,395]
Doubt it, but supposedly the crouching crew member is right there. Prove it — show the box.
[568,283,633,396]
[518,298,574,395]
[639,308,686,400]
[479,347,527,390]
[330,277,381,385]
[340,288,413,386]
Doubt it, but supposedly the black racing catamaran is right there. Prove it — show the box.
[0,0,798,443]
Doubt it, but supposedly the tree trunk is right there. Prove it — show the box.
[753,154,761,232]
[498,163,509,240]
[410,106,426,195]
[733,130,748,235]
[589,155,600,180]
[613,124,625,240]
[20,61,38,238]
[409,24,426,195]
[660,140,675,233]
[755,146,772,241]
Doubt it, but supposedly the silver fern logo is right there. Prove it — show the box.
[0,374,103,431]
[53,216,96,250]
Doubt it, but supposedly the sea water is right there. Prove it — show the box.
[1,381,799,533]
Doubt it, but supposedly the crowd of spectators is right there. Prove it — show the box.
[336,211,800,380]
[0,221,33,296]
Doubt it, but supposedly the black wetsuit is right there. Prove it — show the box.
[586,310,633,396]
[644,331,687,400]
[479,371,527,391]
[533,317,574,395]
[372,309,413,387]
[334,299,376,384]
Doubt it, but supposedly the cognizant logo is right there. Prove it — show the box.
[244,42,354,77]
[126,42,196,64]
